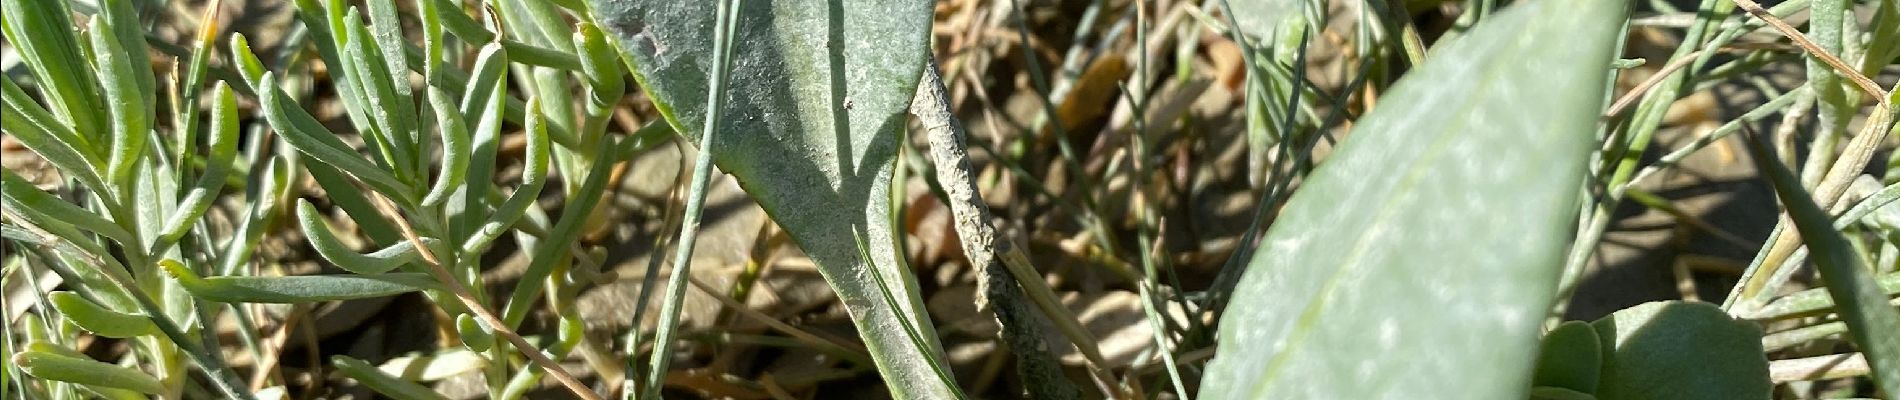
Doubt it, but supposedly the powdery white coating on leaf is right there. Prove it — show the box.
[590,0,948,398]
[1200,0,1628,398]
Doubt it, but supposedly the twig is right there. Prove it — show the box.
[1729,0,1890,105]
[365,192,603,400]
[911,58,1089,400]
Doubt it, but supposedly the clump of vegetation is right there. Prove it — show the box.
[2,0,1896,398]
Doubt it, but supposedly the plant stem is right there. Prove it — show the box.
[642,0,741,398]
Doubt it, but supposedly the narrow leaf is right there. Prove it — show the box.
[161,259,437,303]
[0,0,106,141]
[420,86,471,207]
[257,73,415,203]
[2,74,108,193]
[12,350,167,395]
[47,291,156,338]
[86,14,150,184]
[1199,0,1628,398]
[295,200,433,274]
[0,170,133,244]
[159,82,241,244]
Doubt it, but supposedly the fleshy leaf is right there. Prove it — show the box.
[1590,301,1770,400]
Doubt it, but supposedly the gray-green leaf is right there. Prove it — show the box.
[591,0,951,397]
[1199,0,1627,398]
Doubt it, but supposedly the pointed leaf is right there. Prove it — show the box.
[593,1,950,396]
[160,259,437,303]
[47,291,156,338]
[1199,0,1628,398]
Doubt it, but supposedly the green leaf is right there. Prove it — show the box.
[592,0,952,396]
[0,169,133,244]
[457,94,550,256]
[420,86,471,207]
[332,356,451,400]
[1745,132,1900,394]
[449,43,508,240]
[2,75,109,193]
[161,259,437,303]
[454,314,494,352]
[1198,0,1627,398]
[295,200,433,275]
[1590,301,1770,400]
[159,82,241,244]
[87,15,150,184]
[229,33,269,90]
[0,0,107,143]
[47,291,156,338]
[13,349,167,395]
[1533,321,1602,395]
[256,73,415,203]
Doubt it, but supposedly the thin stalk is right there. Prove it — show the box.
[642,0,741,398]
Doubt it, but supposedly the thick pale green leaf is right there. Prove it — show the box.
[295,200,433,274]
[1745,132,1900,394]
[0,170,132,244]
[1534,321,1602,395]
[2,74,108,193]
[591,0,950,396]
[1590,301,1770,400]
[86,15,149,184]
[47,291,156,338]
[13,349,167,395]
[161,260,437,303]
[0,0,106,142]
[159,83,241,244]
[420,86,471,207]
[1199,0,1626,398]
[256,73,414,203]
[454,314,494,352]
